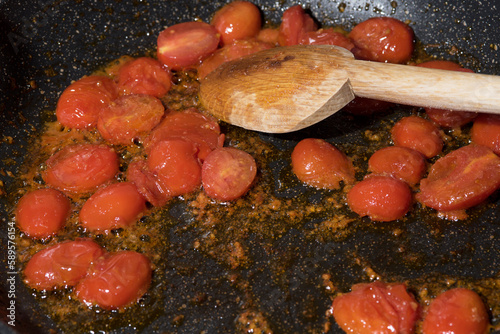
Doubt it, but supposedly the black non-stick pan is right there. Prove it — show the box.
[1,0,500,333]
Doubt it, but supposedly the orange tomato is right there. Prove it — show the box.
[391,116,443,158]
[471,113,500,155]
[117,57,172,97]
[211,1,262,45]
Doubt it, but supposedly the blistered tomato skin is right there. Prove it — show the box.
[422,288,489,334]
[56,75,118,129]
[332,281,419,334]
[278,5,317,46]
[117,57,172,97]
[471,113,500,155]
[16,188,71,239]
[202,147,257,201]
[211,1,262,46]
[75,251,152,310]
[416,144,500,212]
[347,175,412,221]
[391,116,443,158]
[43,144,119,194]
[349,17,414,63]
[291,138,355,190]
[157,21,220,70]
[23,239,105,290]
[300,28,355,50]
[79,182,146,232]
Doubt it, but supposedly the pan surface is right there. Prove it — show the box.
[1,0,500,333]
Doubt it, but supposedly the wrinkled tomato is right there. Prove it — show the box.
[117,57,172,97]
[391,115,443,158]
[126,160,173,207]
[300,28,354,50]
[278,5,317,46]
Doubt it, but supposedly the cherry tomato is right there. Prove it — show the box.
[342,96,394,115]
[147,139,202,197]
[257,28,280,45]
[126,160,173,207]
[197,38,273,79]
[79,182,146,232]
[291,138,355,190]
[278,5,318,46]
[145,108,223,161]
[347,175,412,221]
[97,94,165,145]
[332,281,419,334]
[417,61,477,128]
[422,288,489,334]
[157,21,220,70]
[471,113,500,155]
[368,146,426,186]
[416,144,500,212]
[391,116,443,158]
[75,251,152,310]
[24,239,105,290]
[349,17,414,63]
[43,144,119,194]
[117,57,172,97]
[300,28,355,50]
[56,75,118,129]
[16,188,71,239]
[202,147,257,201]
[211,1,262,46]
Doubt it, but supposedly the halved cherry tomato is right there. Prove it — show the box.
[97,94,165,145]
[202,147,257,201]
[391,116,443,158]
[147,139,202,197]
[79,182,146,232]
[278,5,317,46]
[422,288,489,334]
[117,57,172,97]
[417,61,477,128]
[416,144,500,212]
[43,144,119,194]
[56,75,118,129]
[24,239,105,290]
[257,28,280,45]
[145,108,223,161]
[471,113,500,155]
[157,21,220,70]
[332,281,419,334]
[16,188,71,239]
[342,97,394,115]
[300,28,354,50]
[126,160,173,207]
[347,175,412,221]
[211,1,262,46]
[75,251,152,310]
[291,138,355,190]
[349,17,414,63]
[368,146,426,186]
[197,38,273,79]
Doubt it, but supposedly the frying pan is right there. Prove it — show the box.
[1,0,499,333]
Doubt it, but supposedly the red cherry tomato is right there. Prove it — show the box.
[211,1,262,46]
[56,75,118,129]
[257,28,280,45]
[417,61,477,128]
[197,38,273,79]
[117,57,172,97]
[416,144,500,212]
[332,281,419,334]
[391,116,443,158]
[368,146,426,186]
[97,94,165,145]
[300,28,354,50]
[422,288,489,334]
[79,182,146,232]
[349,17,414,63]
[24,239,105,290]
[342,96,394,115]
[278,5,318,46]
[347,175,412,221]
[291,138,355,190]
[75,251,152,310]
[202,147,257,201]
[145,108,223,161]
[16,188,71,239]
[471,113,500,155]
[147,139,202,197]
[157,21,220,70]
[43,144,119,194]
[126,160,173,207]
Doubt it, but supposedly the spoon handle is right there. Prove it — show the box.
[342,59,500,114]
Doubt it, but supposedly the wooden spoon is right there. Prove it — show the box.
[199,45,500,133]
